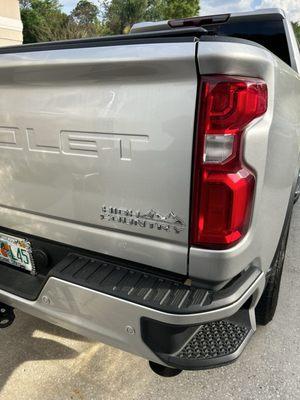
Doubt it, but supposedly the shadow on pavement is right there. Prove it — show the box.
[0,311,85,392]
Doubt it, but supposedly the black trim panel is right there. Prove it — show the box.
[50,253,208,314]
[141,309,254,370]
[0,226,260,313]
[49,254,260,314]
[0,27,206,54]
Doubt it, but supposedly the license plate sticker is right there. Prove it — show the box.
[0,233,35,274]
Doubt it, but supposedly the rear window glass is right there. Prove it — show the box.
[203,19,291,66]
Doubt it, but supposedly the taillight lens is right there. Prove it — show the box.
[191,76,268,249]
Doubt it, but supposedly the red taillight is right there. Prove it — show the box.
[191,76,268,249]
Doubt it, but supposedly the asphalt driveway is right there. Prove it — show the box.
[0,204,299,400]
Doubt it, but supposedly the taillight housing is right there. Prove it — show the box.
[191,76,268,249]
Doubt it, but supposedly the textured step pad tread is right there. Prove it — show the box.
[178,320,250,360]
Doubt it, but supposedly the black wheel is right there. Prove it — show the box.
[255,212,291,326]
[149,361,182,377]
[0,304,15,328]
[294,171,300,203]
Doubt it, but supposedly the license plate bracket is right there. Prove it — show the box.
[0,233,36,275]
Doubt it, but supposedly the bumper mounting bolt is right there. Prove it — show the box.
[42,295,50,305]
[126,325,135,335]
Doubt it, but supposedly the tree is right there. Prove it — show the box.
[103,0,200,35]
[71,0,99,25]
[20,0,105,43]
[146,0,199,21]
[20,0,201,42]
[103,0,148,34]
[293,22,300,42]
[69,0,104,38]
[20,0,68,43]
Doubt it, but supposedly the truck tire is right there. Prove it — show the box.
[293,171,300,203]
[255,210,292,326]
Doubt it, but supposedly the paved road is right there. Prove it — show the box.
[0,205,299,400]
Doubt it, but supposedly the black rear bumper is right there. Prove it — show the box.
[0,228,264,371]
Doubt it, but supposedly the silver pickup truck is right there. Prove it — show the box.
[0,8,299,376]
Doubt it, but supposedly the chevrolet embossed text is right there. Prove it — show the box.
[0,127,149,160]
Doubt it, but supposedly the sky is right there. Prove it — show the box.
[61,0,300,22]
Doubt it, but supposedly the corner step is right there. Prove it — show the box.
[144,310,255,370]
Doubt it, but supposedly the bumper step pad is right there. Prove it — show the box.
[178,320,249,361]
[143,310,254,370]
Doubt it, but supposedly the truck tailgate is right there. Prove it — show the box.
[0,41,197,275]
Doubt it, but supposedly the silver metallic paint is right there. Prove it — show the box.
[0,42,198,275]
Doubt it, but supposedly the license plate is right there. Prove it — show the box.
[0,233,35,273]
